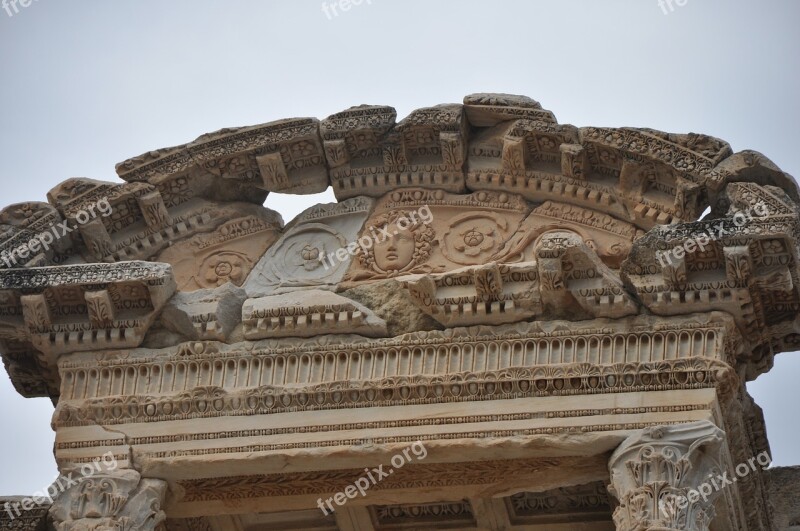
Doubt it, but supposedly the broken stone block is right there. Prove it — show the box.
[242,289,387,339]
[162,282,248,341]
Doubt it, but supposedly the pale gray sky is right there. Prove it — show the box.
[1,0,799,496]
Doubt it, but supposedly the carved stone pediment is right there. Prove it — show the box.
[155,210,282,291]
[501,201,643,269]
[341,188,529,284]
[1,93,797,530]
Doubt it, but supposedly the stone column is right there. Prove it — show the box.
[608,420,726,531]
[49,468,167,531]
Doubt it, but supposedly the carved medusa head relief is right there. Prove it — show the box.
[357,210,436,278]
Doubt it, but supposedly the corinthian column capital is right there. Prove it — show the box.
[608,420,726,531]
[49,468,167,531]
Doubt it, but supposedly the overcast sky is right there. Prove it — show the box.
[1,0,799,496]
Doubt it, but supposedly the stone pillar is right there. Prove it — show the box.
[608,420,726,531]
[49,469,167,531]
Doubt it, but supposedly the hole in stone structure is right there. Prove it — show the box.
[264,187,337,225]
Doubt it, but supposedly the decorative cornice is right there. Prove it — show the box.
[53,358,734,428]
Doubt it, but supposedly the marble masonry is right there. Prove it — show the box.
[1,94,799,530]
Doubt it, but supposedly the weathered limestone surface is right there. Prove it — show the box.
[161,282,248,341]
[48,469,167,531]
[0,497,49,530]
[767,466,800,530]
[1,94,798,530]
[242,289,387,339]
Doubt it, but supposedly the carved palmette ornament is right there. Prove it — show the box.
[50,470,167,531]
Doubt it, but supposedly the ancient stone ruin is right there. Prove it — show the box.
[1,93,799,530]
